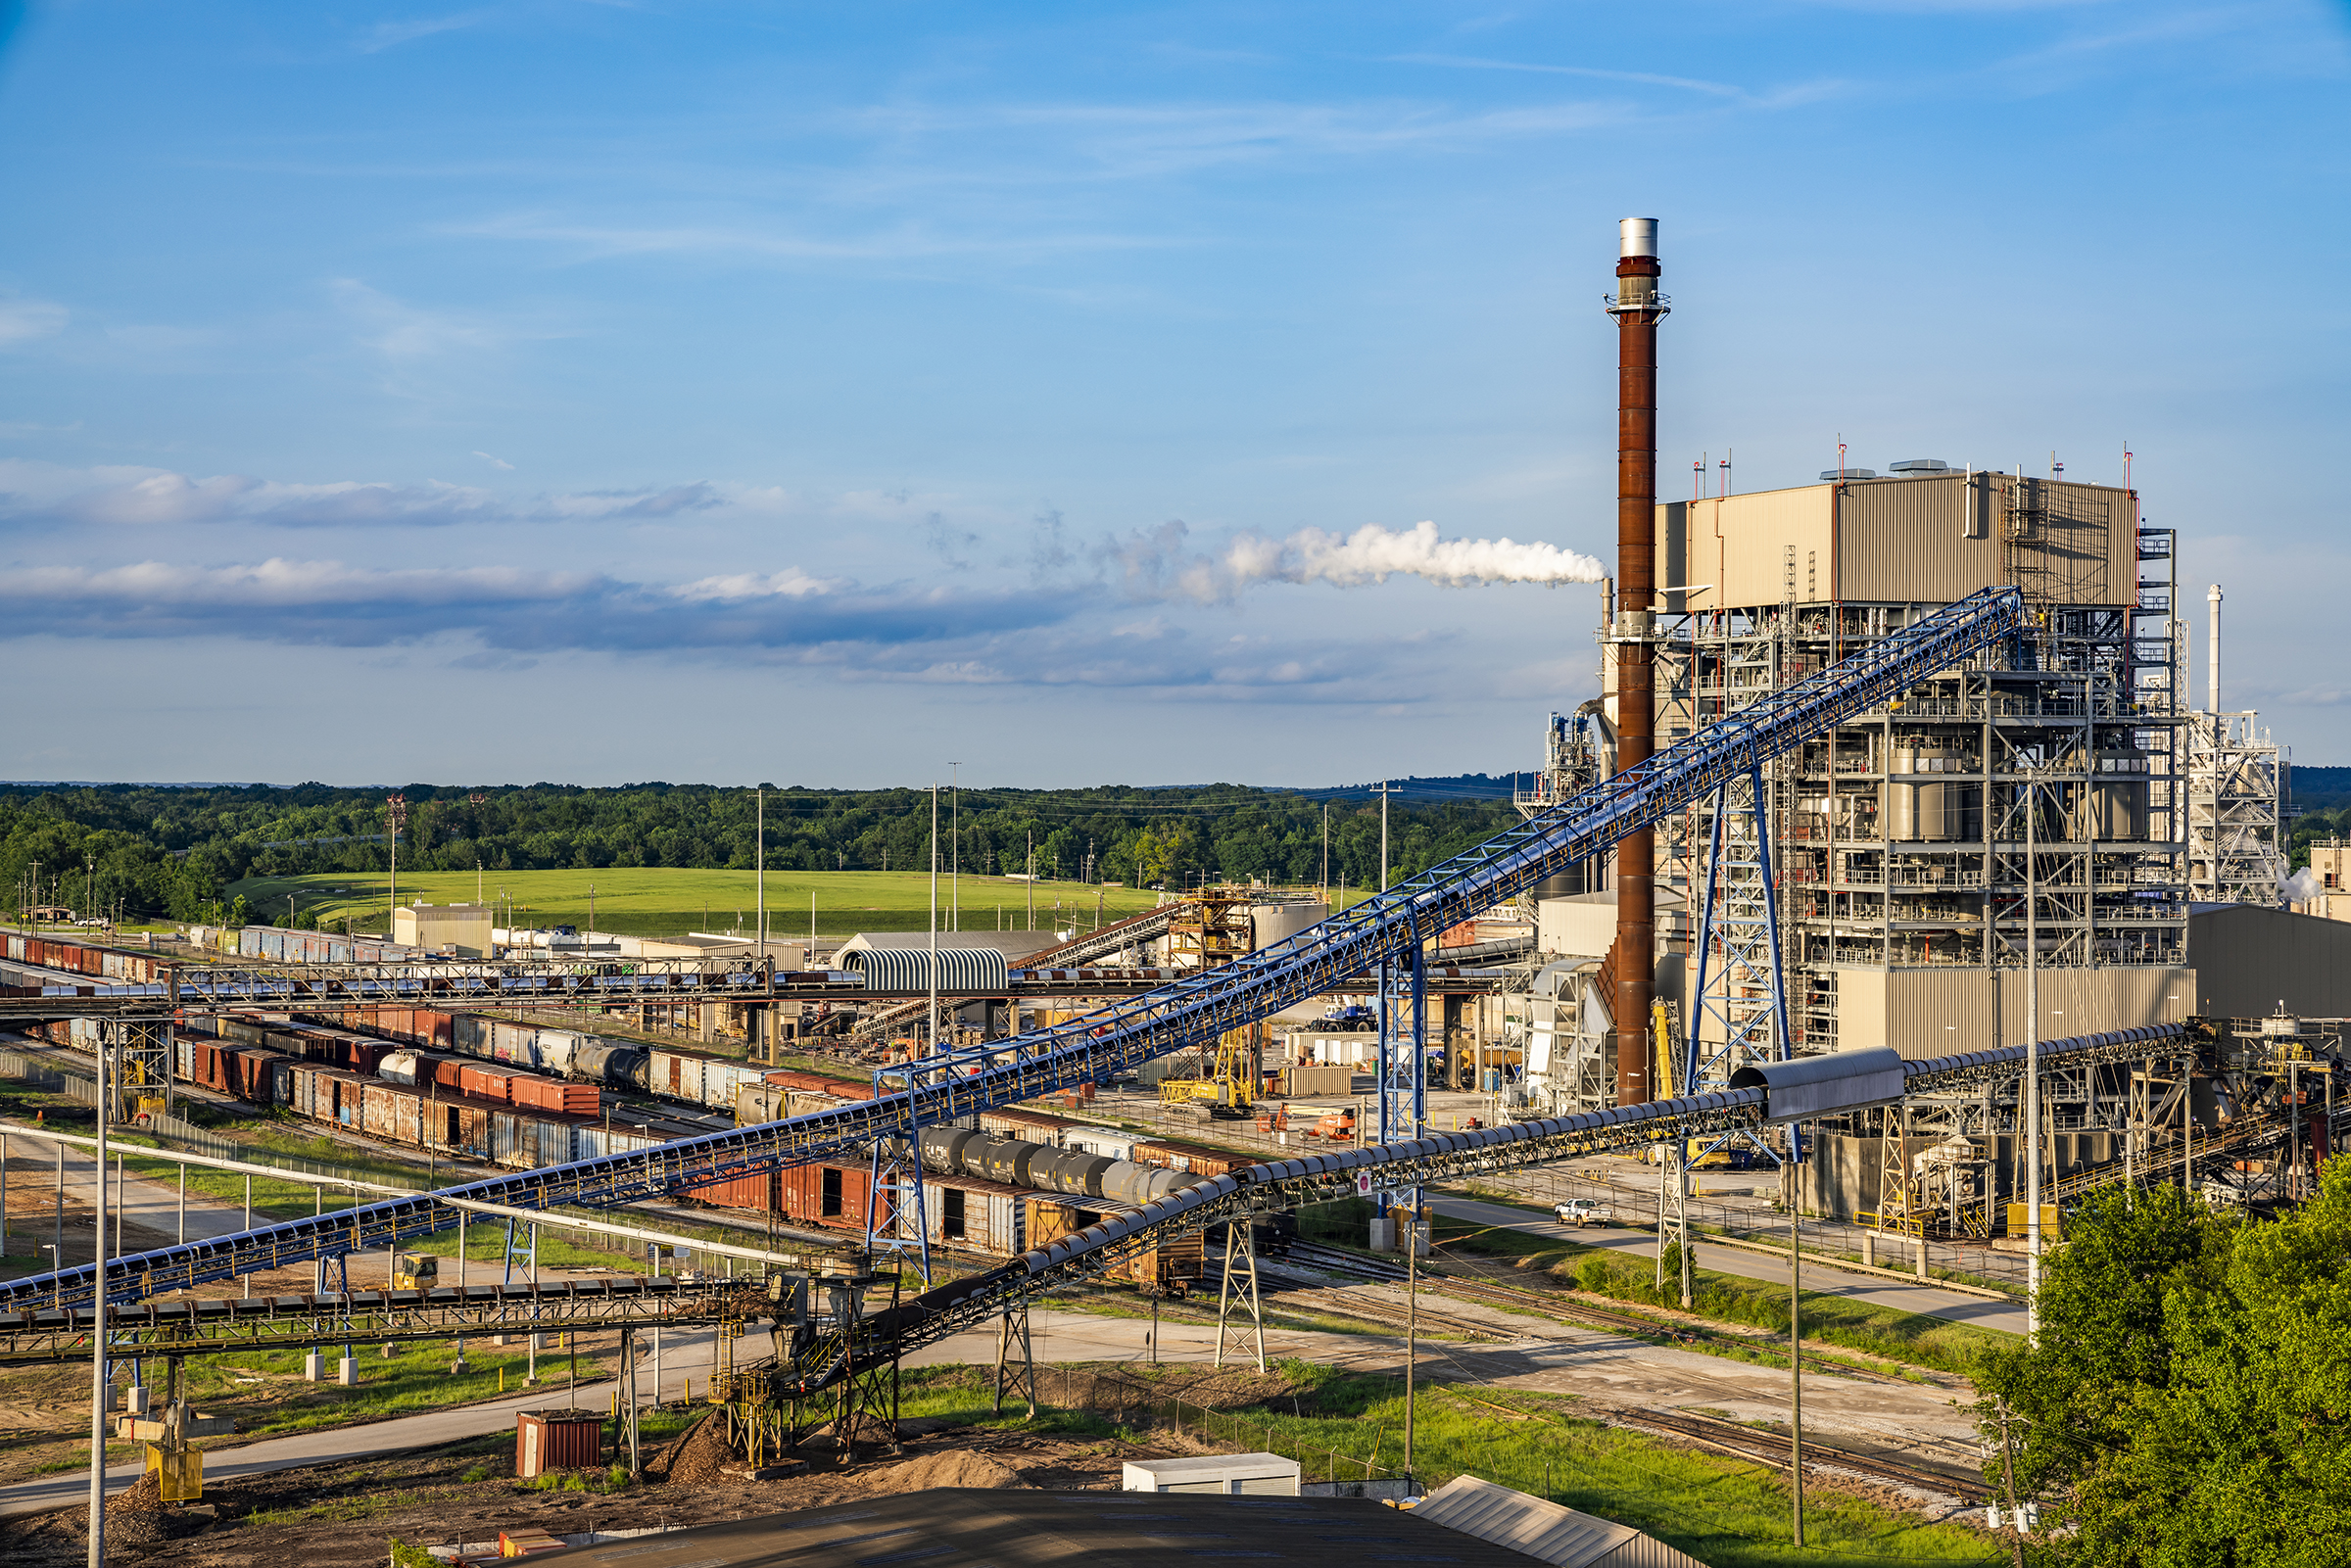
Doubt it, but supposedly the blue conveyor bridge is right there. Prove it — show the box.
[6,588,2027,1313]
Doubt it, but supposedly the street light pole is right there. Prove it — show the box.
[86,1034,110,1567]
[2025,764,2042,1341]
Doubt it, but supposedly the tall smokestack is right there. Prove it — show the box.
[1608,217,1665,1106]
[2207,583,2223,713]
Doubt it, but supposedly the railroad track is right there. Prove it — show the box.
[1611,1404,1991,1505]
[1261,1283,1515,1342]
[1428,1272,1934,1388]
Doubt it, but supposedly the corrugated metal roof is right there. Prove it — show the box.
[841,945,1012,992]
[1411,1476,1706,1568]
[523,1487,1547,1567]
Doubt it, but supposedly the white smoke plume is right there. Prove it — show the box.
[1107,519,1607,603]
[2279,867,2324,905]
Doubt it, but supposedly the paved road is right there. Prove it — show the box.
[1426,1195,2029,1336]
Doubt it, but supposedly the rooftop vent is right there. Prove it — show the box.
[1818,468,1878,481]
[1888,458,1951,475]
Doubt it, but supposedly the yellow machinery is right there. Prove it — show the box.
[1158,1024,1258,1118]
[116,1362,234,1502]
[391,1250,439,1290]
[1155,887,1262,1117]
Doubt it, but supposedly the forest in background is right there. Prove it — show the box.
[0,781,1523,927]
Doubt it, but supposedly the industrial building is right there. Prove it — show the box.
[1516,464,2192,1118]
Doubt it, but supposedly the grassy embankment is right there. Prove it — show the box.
[1296,1198,2007,1377]
[222,869,1167,942]
[895,1361,1998,1568]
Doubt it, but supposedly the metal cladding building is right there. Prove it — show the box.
[1523,462,2194,1119]
[1656,466,2192,1074]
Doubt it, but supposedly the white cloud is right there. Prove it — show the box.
[0,296,69,346]
[472,451,515,471]
[670,567,841,602]
[3,558,596,607]
[359,11,491,54]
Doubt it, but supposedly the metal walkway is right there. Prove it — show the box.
[0,1276,747,1365]
[2,588,2027,1312]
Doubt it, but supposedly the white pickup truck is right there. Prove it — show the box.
[1554,1198,1613,1228]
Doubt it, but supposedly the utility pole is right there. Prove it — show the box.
[950,762,960,933]
[1405,1206,1418,1474]
[1372,782,1398,893]
[2025,763,2041,1340]
[1321,804,1329,903]
[756,786,765,964]
[86,1032,109,1567]
[1790,1123,1804,1548]
[385,794,408,930]
[1026,832,1034,931]
[930,784,940,1055]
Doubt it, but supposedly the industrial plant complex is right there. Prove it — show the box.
[0,220,2339,1567]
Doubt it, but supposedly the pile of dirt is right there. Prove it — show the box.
[659,1412,738,1486]
[864,1449,1031,1494]
[69,1471,189,1553]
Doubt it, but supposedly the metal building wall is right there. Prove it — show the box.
[1828,965,2196,1058]
[1656,474,2135,610]
[2187,905,2351,1019]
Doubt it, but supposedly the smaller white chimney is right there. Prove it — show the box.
[2207,583,2223,713]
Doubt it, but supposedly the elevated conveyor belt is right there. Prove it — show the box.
[4,588,2027,1312]
[760,1023,2196,1395]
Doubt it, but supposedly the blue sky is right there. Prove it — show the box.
[1,0,2345,786]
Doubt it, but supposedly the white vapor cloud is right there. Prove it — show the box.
[670,567,842,601]
[1106,519,1607,603]
[0,461,730,530]
[472,451,515,470]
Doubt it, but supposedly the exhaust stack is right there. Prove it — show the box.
[1607,217,1666,1106]
[2207,583,2223,713]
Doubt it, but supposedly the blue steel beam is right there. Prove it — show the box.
[4,588,2025,1312]
[840,1022,2190,1383]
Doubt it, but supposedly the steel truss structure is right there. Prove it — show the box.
[1682,762,1792,1094]
[0,1276,748,1365]
[718,1023,2188,1402]
[2185,709,2284,904]
[1,589,2029,1314]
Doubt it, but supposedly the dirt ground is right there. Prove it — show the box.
[0,1412,1176,1566]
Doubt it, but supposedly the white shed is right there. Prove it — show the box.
[1121,1453,1301,1497]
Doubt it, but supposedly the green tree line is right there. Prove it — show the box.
[1974,1164,2351,1564]
[0,782,1521,922]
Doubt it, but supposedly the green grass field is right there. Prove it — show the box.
[898,1362,2000,1568]
[223,868,1168,940]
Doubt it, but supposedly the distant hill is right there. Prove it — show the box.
[1290,773,1522,803]
[2291,766,2351,809]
